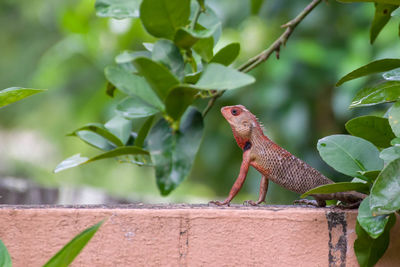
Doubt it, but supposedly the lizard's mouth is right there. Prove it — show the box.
[220,106,232,122]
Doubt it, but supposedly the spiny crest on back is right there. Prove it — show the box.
[253,112,265,132]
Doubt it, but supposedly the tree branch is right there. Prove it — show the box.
[202,93,219,117]
[238,0,322,72]
[202,0,322,117]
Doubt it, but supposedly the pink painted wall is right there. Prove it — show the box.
[0,204,398,266]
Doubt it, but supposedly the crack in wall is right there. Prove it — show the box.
[178,217,189,266]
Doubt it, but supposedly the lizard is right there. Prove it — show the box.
[210,105,366,208]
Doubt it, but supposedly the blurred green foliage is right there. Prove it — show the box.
[1,0,399,204]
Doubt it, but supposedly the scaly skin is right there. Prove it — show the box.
[210,105,365,207]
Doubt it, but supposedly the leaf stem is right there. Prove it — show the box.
[202,0,322,117]
[190,3,202,30]
[202,91,222,117]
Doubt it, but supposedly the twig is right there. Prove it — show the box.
[238,0,322,73]
[202,0,322,117]
[190,3,202,30]
[188,2,203,73]
[202,91,221,117]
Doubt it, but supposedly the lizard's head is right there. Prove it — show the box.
[221,105,262,147]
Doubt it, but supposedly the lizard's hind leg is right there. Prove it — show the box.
[244,175,269,206]
[335,199,362,209]
[293,198,326,207]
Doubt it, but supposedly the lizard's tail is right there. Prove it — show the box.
[334,191,367,203]
[312,191,367,205]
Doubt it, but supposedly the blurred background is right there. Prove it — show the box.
[0,0,398,205]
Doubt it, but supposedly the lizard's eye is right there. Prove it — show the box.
[231,108,241,116]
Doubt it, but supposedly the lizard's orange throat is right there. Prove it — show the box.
[231,129,249,150]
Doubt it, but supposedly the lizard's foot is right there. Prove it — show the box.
[243,200,265,206]
[293,199,319,207]
[209,200,230,206]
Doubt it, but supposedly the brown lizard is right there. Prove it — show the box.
[210,105,365,207]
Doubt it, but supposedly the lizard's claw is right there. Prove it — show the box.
[243,200,257,206]
[209,200,230,206]
[293,199,319,207]
[243,200,259,206]
[243,200,266,206]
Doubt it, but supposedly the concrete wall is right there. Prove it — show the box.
[0,204,398,266]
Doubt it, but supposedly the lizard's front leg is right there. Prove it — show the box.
[244,175,269,206]
[209,151,251,206]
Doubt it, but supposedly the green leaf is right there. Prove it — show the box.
[0,87,45,108]
[140,0,190,39]
[391,137,400,145]
[74,131,116,151]
[354,214,395,267]
[174,24,219,49]
[370,158,400,215]
[152,40,185,79]
[383,68,400,81]
[195,63,255,90]
[393,7,400,15]
[337,59,400,86]
[184,72,202,84]
[115,51,149,73]
[352,177,369,184]
[104,115,132,145]
[133,57,180,101]
[115,50,151,64]
[54,154,90,173]
[165,86,198,121]
[173,29,201,49]
[197,5,221,43]
[350,81,400,108]
[379,146,400,164]
[54,146,149,173]
[142,42,153,51]
[370,4,399,44]
[193,37,214,62]
[87,146,148,162]
[345,116,395,148]
[301,182,370,198]
[357,170,381,182]
[358,197,390,239]
[147,107,204,195]
[135,116,154,147]
[0,240,12,267]
[104,65,163,110]
[68,123,124,147]
[95,0,141,19]
[389,102,400,136]
[210,42,240,66]
[116,96,160,119]
[43,221,104,267]
[317,135,383,177]
[196,0,205,10]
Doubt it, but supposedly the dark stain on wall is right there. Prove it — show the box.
[326,211,347,267]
